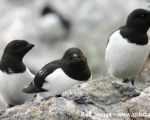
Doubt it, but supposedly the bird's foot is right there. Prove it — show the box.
[56,95,61,97]
[9,104,14,108]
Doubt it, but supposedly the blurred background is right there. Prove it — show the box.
[0,0,149,79]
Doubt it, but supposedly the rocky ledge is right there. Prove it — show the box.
[0,75,150,120]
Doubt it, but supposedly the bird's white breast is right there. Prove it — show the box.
[0,67,35,105]
[105,30,150,78]
[0,93,8,110]
[40,68,92,98]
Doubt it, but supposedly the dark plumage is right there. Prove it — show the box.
[105,9,150,86]
[23,47,92,98]
[0,40,34,74]
[0,40,35,106]
[41,6,71,30]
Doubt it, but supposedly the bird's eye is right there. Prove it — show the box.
[16,43,20,49]
[65,56,68,59]
[141,14,145,18]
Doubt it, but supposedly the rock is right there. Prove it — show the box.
[62,76,140,105]
[135,57,150,89]
[0,100,50,119]
[125,87,150,119]
[1,76,150,119]
[49,97,105,120]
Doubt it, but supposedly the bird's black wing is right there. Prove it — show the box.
[22,59,61,93]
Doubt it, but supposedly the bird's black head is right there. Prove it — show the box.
[2,40,34,60]
[61,48,88,71]
[126,9,150,33]
[0,40,34,73]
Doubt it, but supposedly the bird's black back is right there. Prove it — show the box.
[34,59,61,91]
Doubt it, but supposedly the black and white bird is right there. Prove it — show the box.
[105,9,150,86]
[23,47,92,98]
[0,40,35,106]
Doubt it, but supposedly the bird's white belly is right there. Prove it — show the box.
[105,30,150,78]
[40,68,92,98]
[0,93,8,110]
[0,68,35,105]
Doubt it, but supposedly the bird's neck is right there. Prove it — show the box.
[61,65,91,81]
[126,23,149,34]
[0,55,26,74]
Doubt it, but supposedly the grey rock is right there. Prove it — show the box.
[2,76,150,119]
[63,77,140,105]
[0,100,50,120]
[125,87,150,119]
[49,97,105,120]
[135,57,150,89]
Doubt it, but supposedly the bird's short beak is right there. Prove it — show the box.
[73,54,78,58]
[22,43,35,53]
[27,43,35,48]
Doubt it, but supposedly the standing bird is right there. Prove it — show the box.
[105,9,150,86]
[23,48,92,98]
[0,40,35,106]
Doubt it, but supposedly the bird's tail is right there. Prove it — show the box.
[22,82,42,93]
